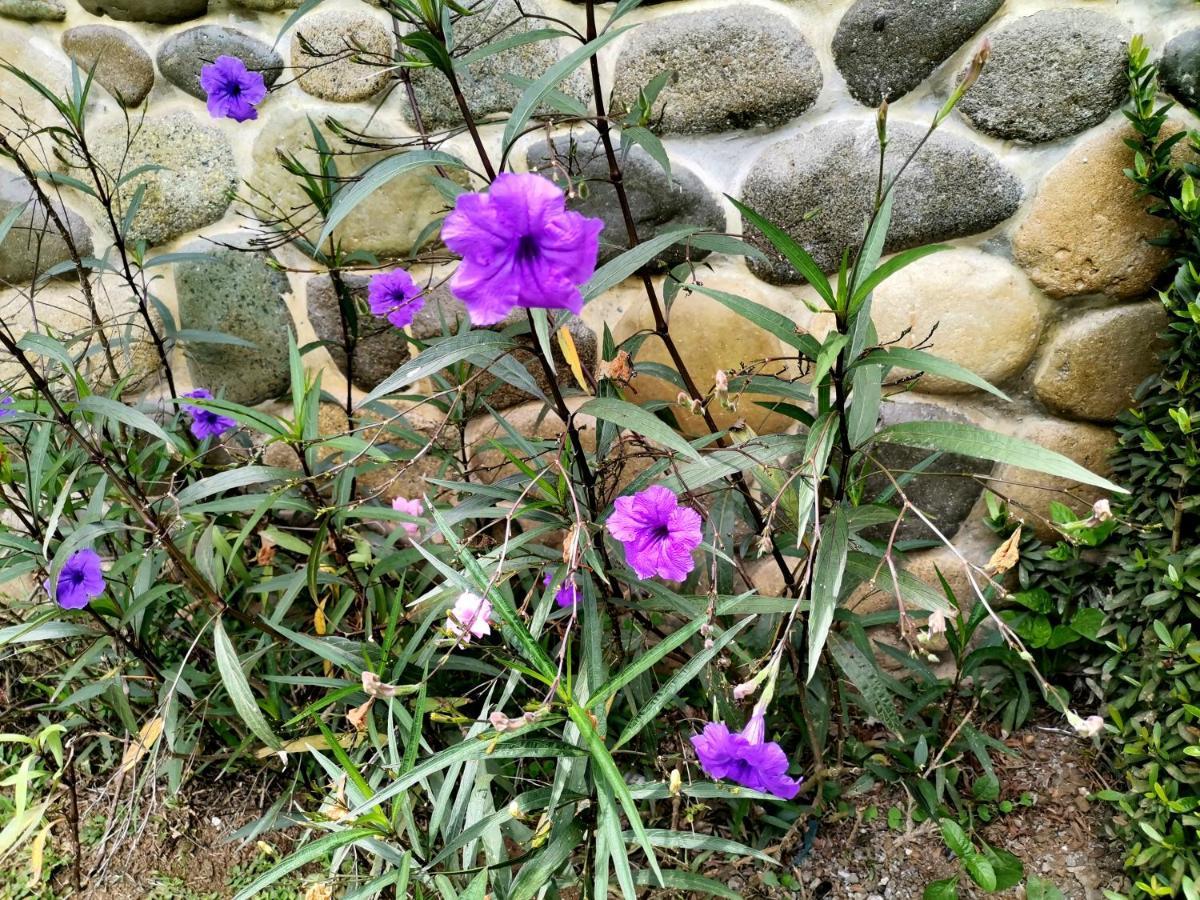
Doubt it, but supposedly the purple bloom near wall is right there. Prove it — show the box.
[368,270,425,329]
[52,548,106,611]
[690,709,802,800]
[0,392,14,418]
[605,485,703,581]
[181,389,237,441]
[442,172,604,326]
[200,55,268,123]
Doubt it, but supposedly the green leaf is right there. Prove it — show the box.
[971,774,1000,802]
[964,854,997,892]
[688,284,819,356]
[582,227,698,301]
[502,26,633,154]
[581,397,701,461]
[923,877,959,900]
[939,819,972,859]
[808,508,848,682]
[632,829,780,867]
[853,347,1009,400]
[212,617,281,751]
[589,616,705,709]
[829,633,903,735]
[315,149,463,249]
[509,820,583,900]
[614,617,752,749]
[1026,876,1066,900]
[869,421,1126,493]
[729,196,836,308]
[358,331,516,407]
[232,827,376,900]
[981,843,1023,890]
[631,869,742,900]
[175,467,294,509]
[77,396,183,451]
[850,244,948,312]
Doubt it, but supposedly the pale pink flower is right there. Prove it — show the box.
[447,592,493,642]
[391,496,424,539]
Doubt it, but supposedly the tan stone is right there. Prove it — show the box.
[1013,125,1174,300]
[1033,301,1167,423]
[606,266,810,436]
[869,249,1044,394]
[983,415,1117,540]
[0,40,71,162]
[465,397,595,484]
[292,9,392,102]
[248,107,465,257]
[0,283,160,395]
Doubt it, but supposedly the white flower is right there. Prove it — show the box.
[447,592,493,642]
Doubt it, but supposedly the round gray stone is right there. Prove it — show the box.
[832,0,1002,106]
[86,112,237,247]
[1161,29,1200,111]
[957,9,1128,144]
[175,237,295,406]
[306,273,411,392]
[412,291,597,411]
[609,7,822,134]
[525,135,725,271]
[862,401,992,544]
[157,25,283,100]
[292,9,392,102]
[740,119,1022,283]
[62,25,154,108]
[0,0,64,20]
[77,0,206,23]
[228,0,298,8]
[0,173,93,284]
[406,0,589,128]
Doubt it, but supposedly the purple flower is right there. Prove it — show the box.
[200,55,268,123]
[542,571,578,608]
[0,392,14,418]
[441,172,604,326]
[690,710,801,800]
[605,485,703,582]
[51,549,105,611]
[368,270,425,329]
[447,592,493,642]
[181,389,237,441]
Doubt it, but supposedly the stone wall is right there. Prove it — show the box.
[2,0,1199,585]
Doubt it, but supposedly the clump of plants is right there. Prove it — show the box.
[0,3,1120,897]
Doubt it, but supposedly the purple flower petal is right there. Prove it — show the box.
[443,172,603,326]
[53,548,105,610]
[368,269,425,329]
[200,55,268,123]
[690,714,802,800]
[181,389,237,441]
[605,486,702,582]
[0,393,15,418]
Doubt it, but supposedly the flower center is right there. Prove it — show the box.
[514,233,539,262]
[228,82,242,97]
[653,524,672,540]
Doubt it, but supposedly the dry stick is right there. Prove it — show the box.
[581,0,797,595]
[0,327,286,641]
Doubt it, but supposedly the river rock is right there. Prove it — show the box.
[832,0,1002,105]
[609,6,822,134]
[1013,126,1176,300]
[292,9,391,102]
[62,26,154,107]
[407,0,589,128]
[229,0,299,8]
[0,173,93,284]
[85,112,237,247]
[174,237,295,406]
[157,25,283,100]
[0,39,70,161]
[868,249,1043,394]
[1033,303,1168,424]
[526,134,725,271]
[1162,30,1200,111]
[0,0,64,20]
[466,397,596,484]
[306,273,411,392]
[956,9,1128,143]
[77,0,207,23]
[249,106,461,258]
[741,120,1021,282]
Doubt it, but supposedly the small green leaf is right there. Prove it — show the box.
[213,617,281,751]
[581,397,702,462]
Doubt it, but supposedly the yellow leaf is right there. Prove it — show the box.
[557,326,590,394]
[119,716,164,775]
[27,822,50,887]
[987,527,1022,574]
[253,732,360,760]
[314,600,331,678]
